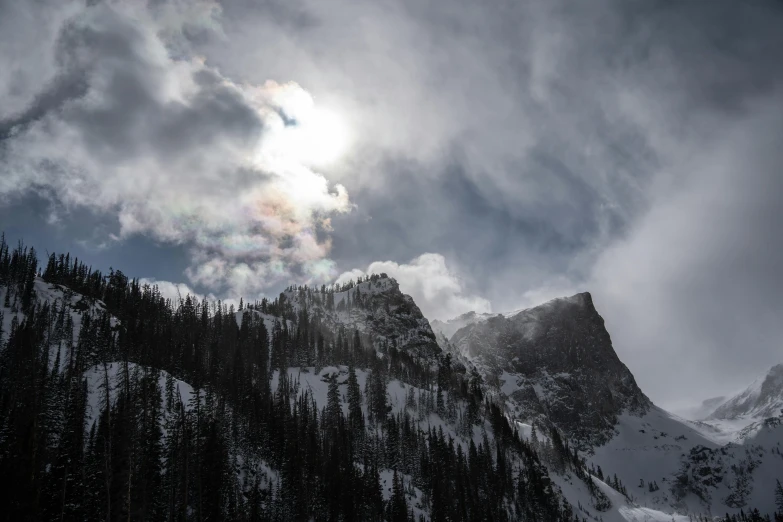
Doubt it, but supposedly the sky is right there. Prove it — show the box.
[1,0,782,411]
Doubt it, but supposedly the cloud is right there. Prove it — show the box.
[337,253,491,321]
[0,0,351,297]
[139,278,203,303]
[586,99,783,409]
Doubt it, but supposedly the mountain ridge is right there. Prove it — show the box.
[707,363,783,421]
[1,237,781,520]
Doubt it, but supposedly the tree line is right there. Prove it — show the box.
[0,236,584,521]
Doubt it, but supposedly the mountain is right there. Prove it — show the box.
[436,294,783,519]
[0,238,584,521]
[681,363,783,446]
[674,396,727,421]
[281,275,441,361]
[430,310,495,341]
[1,236,781,521]
[447,292,650,447]
[708,363,783,421]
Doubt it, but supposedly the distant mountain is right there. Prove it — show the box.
[430,310,496,341]
[677,395,727,420]
[707,363,783,421]
[699,396,729,415]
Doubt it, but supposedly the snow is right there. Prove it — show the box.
[0,287,23,342]
[378,468,429,520]
[554,472,693,522]
[1,278,118,369]
[685,362,783,444]
[271,366,367,417]
[83,362,196,430]
[709,363,783,420]
[585,407,719,515]
[271,366,492,452]
[10,274,782,519]
[687,417,763,445]
[499,370,520,397]
[579,406,783,518]
[233,308,288,332]
[430,311,497,340]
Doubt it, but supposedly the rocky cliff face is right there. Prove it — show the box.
[447,292,651,446]
[283,275,441,360]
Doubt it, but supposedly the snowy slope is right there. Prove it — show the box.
[1,277,119,375]
[233,307,289,333]
[269,364,501,519]
[682,363,783,446]
[582,406,783,517]
[554,472,694,522]
[1,277,114,344]
[9,270,783,519]
[83,361,196,429]
[708,363,783,421]
[587,407,719,513]
[270,365,490,452]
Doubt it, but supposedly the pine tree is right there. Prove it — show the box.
[326,373,342,432]
[389,470,409,522]
[347,364,364,434]
[775,479,783,513]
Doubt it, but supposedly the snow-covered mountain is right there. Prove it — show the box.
[436,294,783,519]
[708,363,783,421]
[2,236,781,520]
[430,310,496,341]
[446,292,650,447]
[0,264,577,521]
[681,363,783,446]
[282,275,441,360]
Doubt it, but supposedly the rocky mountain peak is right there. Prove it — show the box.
[283,274,441,360]
[445,292,651,446]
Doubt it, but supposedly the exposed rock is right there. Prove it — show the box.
[448,292,650,446]
[284,275,441,360]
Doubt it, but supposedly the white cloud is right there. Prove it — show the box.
[337,253,491,321]
[0,1,351,297]
[509,277,581,312]
[139,278,203,303]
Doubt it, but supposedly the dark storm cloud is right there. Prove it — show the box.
[0,72,88,141]
[45,11,263,163]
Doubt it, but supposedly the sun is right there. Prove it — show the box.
[259,88,352,169]
[293,106,350,166]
